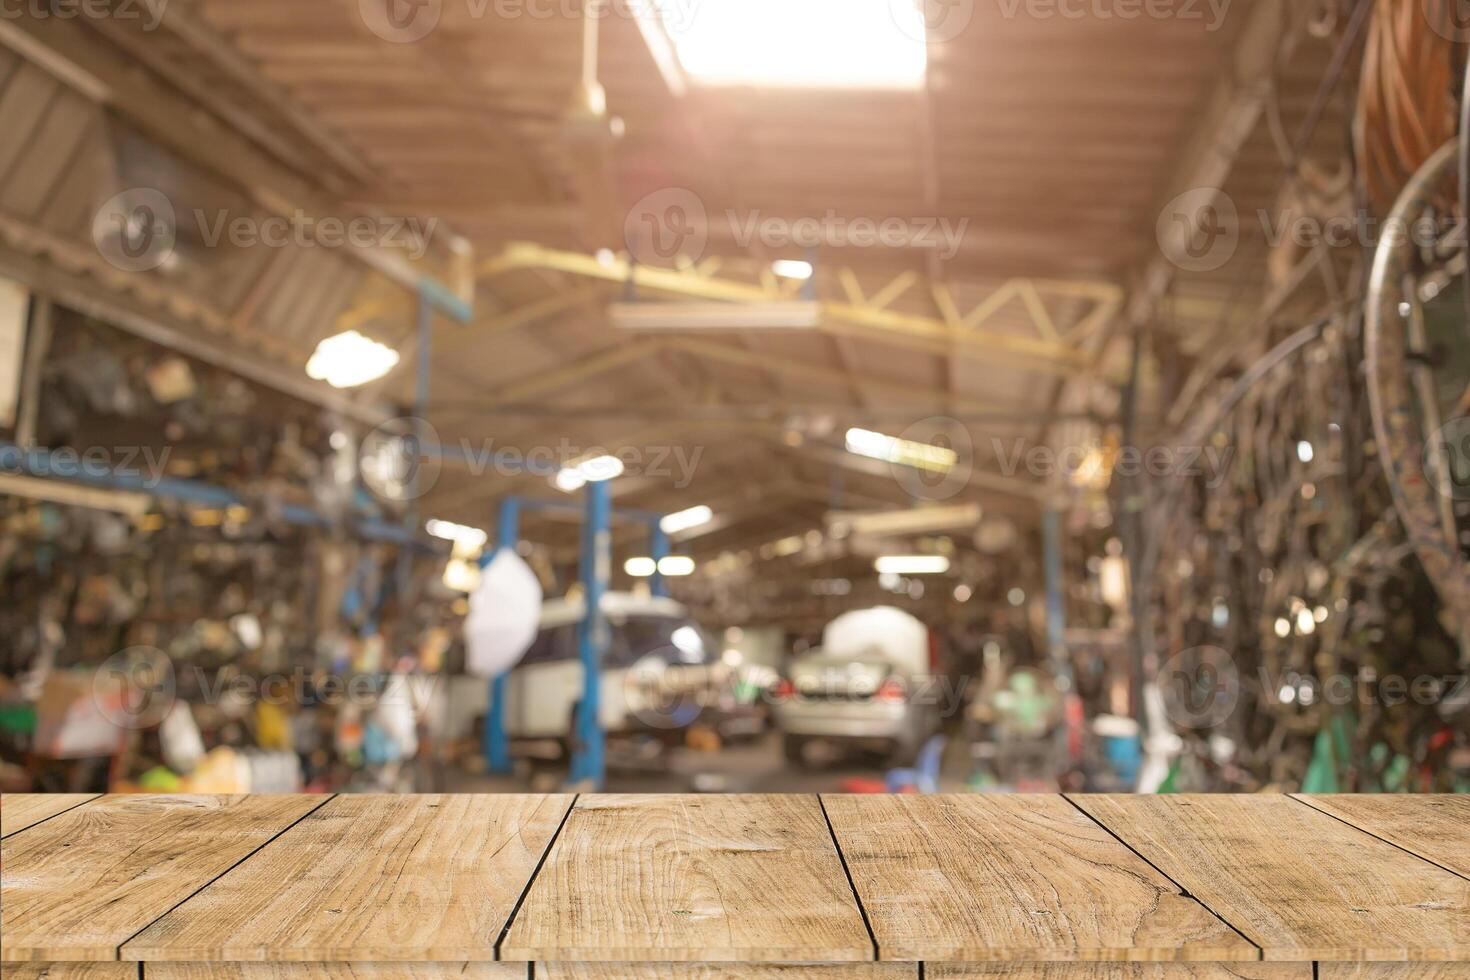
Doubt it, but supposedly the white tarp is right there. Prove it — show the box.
[464,548,543,678]
[822,605,929,676]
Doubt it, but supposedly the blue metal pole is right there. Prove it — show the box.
[570,479,611,788]
[480,497,521,775]
[649,523,670,599]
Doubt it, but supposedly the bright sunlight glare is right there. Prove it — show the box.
[666,0,928,90]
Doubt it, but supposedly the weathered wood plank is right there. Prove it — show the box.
[146,965,525,978]
[124,795,574,962]
[500,795,874,962]
[3,965,137,979]
[824,795,1256,962]
[1,795,327,962]
[0,794,99,837]
[1071,794,1470,961]
[540,966,913,979]
[1318,966,1470,978]
[928,967,1309,979]
[1294,795,1470,880]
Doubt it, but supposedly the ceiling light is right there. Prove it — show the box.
[665,0,927,89]
[625,557,658,577]
[658,555,697,576]
[554,454,625,493]
[846,427,957,474]
[772,259,813,280]
[874,555,950,575]
[425,519,489,553]
[305,331,400,388]
[661,505,714,534]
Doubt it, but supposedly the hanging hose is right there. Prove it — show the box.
[1355,0,1462,215]
[1364,139,1470,660]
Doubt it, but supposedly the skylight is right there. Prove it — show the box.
[662,0,928,90]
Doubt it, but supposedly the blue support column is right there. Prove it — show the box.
[649,524,670,599]
[570,479,611,787]
[480,497,521,775]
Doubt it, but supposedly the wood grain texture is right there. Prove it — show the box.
[500,795,874,962]
[1071,794,1470,961]
[146,965,525,978]
[1318,965,1470,978]
[1,794,327,962]
[928,967,1310,979]
[1294,795,1470,879]
[823,795,1256,962]
[540,966,913,979]
[124,795,574,962]
[1,794,99,837]
[2,965,137,979]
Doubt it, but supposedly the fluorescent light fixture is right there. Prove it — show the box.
[554,454,626,493]
[305,330,400,388]
[846,427,958,474]
[660,505,714,534]
[609,301,821,330]
[874,555,950,575]
[771,259,813,280]
[442,557,481,593]
[665,0,927,89]
[425,519,489,553]
[829,503,981,538]
[625,556,658,577]
[658,555,697,576]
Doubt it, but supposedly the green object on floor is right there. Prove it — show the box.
[140,766,183,792]
[0,703,36,734]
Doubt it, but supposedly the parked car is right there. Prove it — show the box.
[772,607,939,765]
[503,592,719,741]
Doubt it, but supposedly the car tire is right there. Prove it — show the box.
[783,735,809,766]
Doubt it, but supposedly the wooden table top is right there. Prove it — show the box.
[2,793,1467,980]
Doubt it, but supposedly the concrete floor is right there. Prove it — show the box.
[446,731,975,794]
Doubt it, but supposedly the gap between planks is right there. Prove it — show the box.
[1287,795,1470,883]
[113,796,338,961]
[496,795,582,961]
[817,793,883,961]
[1060,793,1267,958]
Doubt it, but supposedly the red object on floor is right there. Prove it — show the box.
[838,777,888,793]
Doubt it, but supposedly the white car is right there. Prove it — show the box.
[503,593,718,739]
[772,606,939,765]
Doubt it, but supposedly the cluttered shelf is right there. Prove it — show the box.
[2,793,1468,977]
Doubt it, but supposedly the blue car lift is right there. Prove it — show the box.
[475,493,674,790]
